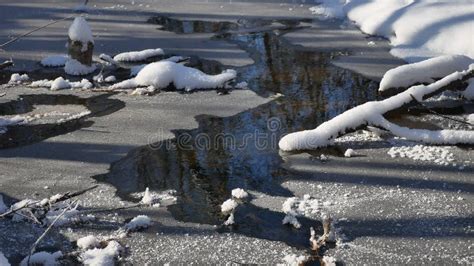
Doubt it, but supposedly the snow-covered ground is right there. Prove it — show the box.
[310,0,474,62]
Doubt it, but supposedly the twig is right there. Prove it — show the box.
[78,203,143,215]
[49,185,98,204]
[0,15,75,49]
[0,200,40,218]
[27,200,77,265]
[409,94,474,126]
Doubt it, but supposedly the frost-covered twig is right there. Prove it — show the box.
[279,66,474,151]
[27,200,76,265]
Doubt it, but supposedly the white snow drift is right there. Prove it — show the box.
[311,0,474,62]
[113,48,164,62]
[112,61,236,91]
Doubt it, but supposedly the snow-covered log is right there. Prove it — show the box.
[379,55,474,94]
[279,65,474,151]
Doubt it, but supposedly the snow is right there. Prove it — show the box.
[30,79,53,88]
[20,251,62,266]
[40,55,69,67]
[231,188,248,199]
[125,215,152,231]
[467,114,474,124]
[80,240,122,266]
[50,77,71,90]
[77,235,101,250]
[388,144,456,166]
[104,76,116,83]
[282,214,301,229]
[0,252,9,266]
[279,65,474,151]
[0,194,7,213]
[64,59,96,76]
[8,73,29,84]
[235,81,248,89]
[379,55,474,91]
[281,254,307,266]
[310,0,474,62]
[344,148,356,158]
[463,78,474,100]
[68,16,94,50]
[113,48,164,62]
[112,61,236,91]
[141,187,153,205]
[322,256,337,266]
[221,199,238,213]
[223,213,235,226]
[130,86,157,96]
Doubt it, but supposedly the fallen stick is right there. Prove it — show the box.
[27,200,77,265]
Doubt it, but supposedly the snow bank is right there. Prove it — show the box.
[379,55,474,91]
[64,59,96,76]
[125,215,152,231]
[8,73,29,84]
[311,0,474,62]
[20,251,62,266]
[41,55,69,67]
[77,235,101,250]
[80,241,122,266]
[279,65,474,151]
[112,61,236,91]
[0,252,9,266]
[221,199,238,214]
[68,16,94,49]
[231,188,248,199]
[113,48,164,62]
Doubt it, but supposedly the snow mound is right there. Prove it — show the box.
[311,0,474,62]
[68,16,94,47]
[379,55,474,91]
[282,254,307,266]
[344,148,356,158]
[80,240,122,266]
[20,251,62,266]
[113,48,164,62]
[8,73,29,84]
[231,188,248,199]
[51,77,71,90]
[30,79,53,88]
[221,199,238,214]
[125,215,152,231]
[0,252,9,266]
[64,59,96,76]
[77,235,101,250]
[112,61,236,91]
[41,55,69,67]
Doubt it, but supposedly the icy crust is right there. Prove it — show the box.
[113,48,164,62]
[68,17,94,46]
[279,65,474,151]
[379,55,474,91]
[310,0,474,62]
[112,61,237,91]
[64,59,96,76]
[41,55,69,67]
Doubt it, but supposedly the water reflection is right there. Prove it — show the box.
[95,17,378,246]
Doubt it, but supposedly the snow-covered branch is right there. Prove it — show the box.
[279,64,474,151]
